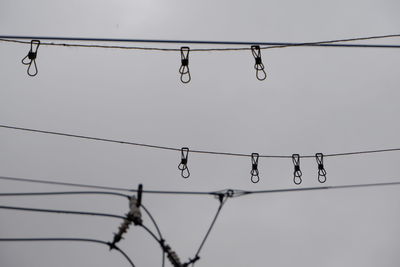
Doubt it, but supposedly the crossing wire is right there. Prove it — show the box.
[1,175,400,197]
[0,238,136,267]
[0,34,400,51]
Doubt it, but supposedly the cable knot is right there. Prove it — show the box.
[292,154,302,185]
[178,147,190,178]
[251,45,266,81]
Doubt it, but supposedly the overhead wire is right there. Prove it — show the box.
[192,195,229,266]
[1,124,400,159]
[0,205,126,220]
[0,190,164,248]
[0,34,400,51]
[141,204,164,241]
[140,204,166,267]
[0,237,136,267]
[0,175,216,195]
[1,175,400,197]
[0,196,166,265]
[0,191,130,198]
[2,179,400,266]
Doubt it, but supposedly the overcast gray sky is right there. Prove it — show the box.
[1,0,400,266]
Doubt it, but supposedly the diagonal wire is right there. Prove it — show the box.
[0,238,135,267]
[0,205,126,220]
[141,204,163,240]
[0,175,216,195]
[0,34,400,51]
[238,180,400,196]
[193,196,228,262]
[2,124,400,159]
[0,191,129,198]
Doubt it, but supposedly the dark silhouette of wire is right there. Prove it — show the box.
[1,175,400,197]
[1,124,400,159]
[0,34,399,51]
[0,175,135,192]
[141,204,163,240]
[0,237,135,267]
[193,196,228,261]
[140,224,162,244]
[0,191,129,198]
[241,180,400,196]
[0,205,126,220]
[0,175,216,195]
[140,204,166,267]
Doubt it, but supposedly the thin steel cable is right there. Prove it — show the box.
[240,180,400,196]
[1,175,400,197]
[0,205,126,220]
[0,238,135,267]
[1,124,400,159]
[194,196,228,259]
[0,34,399,51]
[140,204,165,267]
[0,191,129,198]
[140,224,162,244]
[0,175,216,195]
[0,175,135,192]
[141,204,163,240]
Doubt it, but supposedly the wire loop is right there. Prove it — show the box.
[21,40,40,77]
[179,47,191,83]
[178,147,190,178]
[250,153,260,183]
[251,45,266,81]
[292,154,302,185]
[315,153,327,183]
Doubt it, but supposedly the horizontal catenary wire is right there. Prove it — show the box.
[1,124,400,159]
[1,175,400,198]
[0,34,400,51]
[0,189,163,246]
[0,238,135,267]
[0,191,130,198]
[0,205,126,220]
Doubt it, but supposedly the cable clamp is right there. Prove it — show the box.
[315,153,327,183]
[179,47,191,83]
[183,255,200,266]
[292,154,302,185]
[250,153,260,183]
[251,45,266,81]
[21,40,40,77]
[178,147,190,178]
[213,189,246,198]
[107,241,117,251]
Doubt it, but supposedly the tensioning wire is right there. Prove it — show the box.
[0,34,399,52]
[0,205,126,220]
[0,238,136,267]
[1,124,400,159]
[0,191,130,198]
[1,175,400,197]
